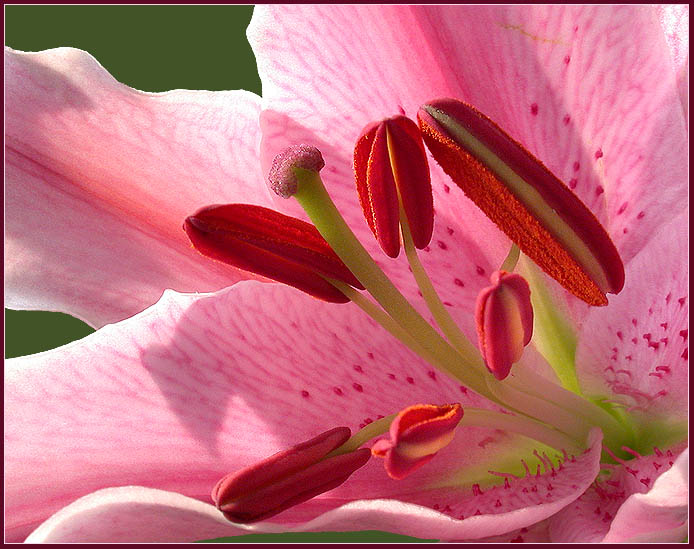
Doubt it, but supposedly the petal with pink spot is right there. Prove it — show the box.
[576,211,688,420]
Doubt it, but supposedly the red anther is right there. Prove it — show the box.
[212,427,371,523]
[354,115,433,258]
[184,204,363,303]
[476,271,534,380]
[418,99,624,306]
[372,403,463,479]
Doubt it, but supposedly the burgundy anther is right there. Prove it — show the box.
[212,427,371,523]
[184,204,363,303]
[475,271,534,380]
[354,115,434,258]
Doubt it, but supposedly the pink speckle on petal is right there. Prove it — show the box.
[406,376,415,384]
[301,390,310,398]
[595,186,604,196]
[454,278,465,287]
[437,240,448,250]
[563,114,571,125]
[569,178,578,189]
[637,211,646,219]
[573,161,580,172]
[595,148,603,159]
[352,383,363,392]
[617,202,628,215]
[564,55,571,64]
[476,266,485,276]
[333,387,343,396]
[530,103,539,116]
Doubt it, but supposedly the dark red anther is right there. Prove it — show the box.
[475,271,534,380]
[354,115,434,258]
[184,204,363,303]
[212,427,371,523]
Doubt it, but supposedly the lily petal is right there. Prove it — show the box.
[575,211,688,419]
[6,280,599,541]
[603,448,688,542]
[547,445,688,542]
[26,426,601,542]
[25,487,241,543]
[249,5,687,275]
[249,5,512,311]
[656,4,689,124]
[2,281,463,540]
[25,428,602,542]
[5,47,272,327]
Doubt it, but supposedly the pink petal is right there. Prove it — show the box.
[6,279,604,541]
[575,211,688,419]
[3,281,474,540]
[603,447,688,542]
[24,431,603,542]
[249,6,686,274]
[25,488,241,543]
[249,6,511,312]
[656,5,689,125]
[548,444,688,542]
[5,47,272,327]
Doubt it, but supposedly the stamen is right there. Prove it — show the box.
[507,365,629,452]
[262,146,627,450]
[400,206,484,367]
[521,258,581,393]
[184,204,363,303]
[418,98,625,306]
[459,409,582,454]
[371,404,463,479]
[354,115,433,257]
[500,244,520,272]
[271,148,492,399]
[212,427,370,523]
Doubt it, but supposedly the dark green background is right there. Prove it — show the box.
[5,5,434,543]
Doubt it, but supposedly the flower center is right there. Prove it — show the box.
[182,100,681,523]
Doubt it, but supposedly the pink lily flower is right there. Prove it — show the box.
[5,5,688,543]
